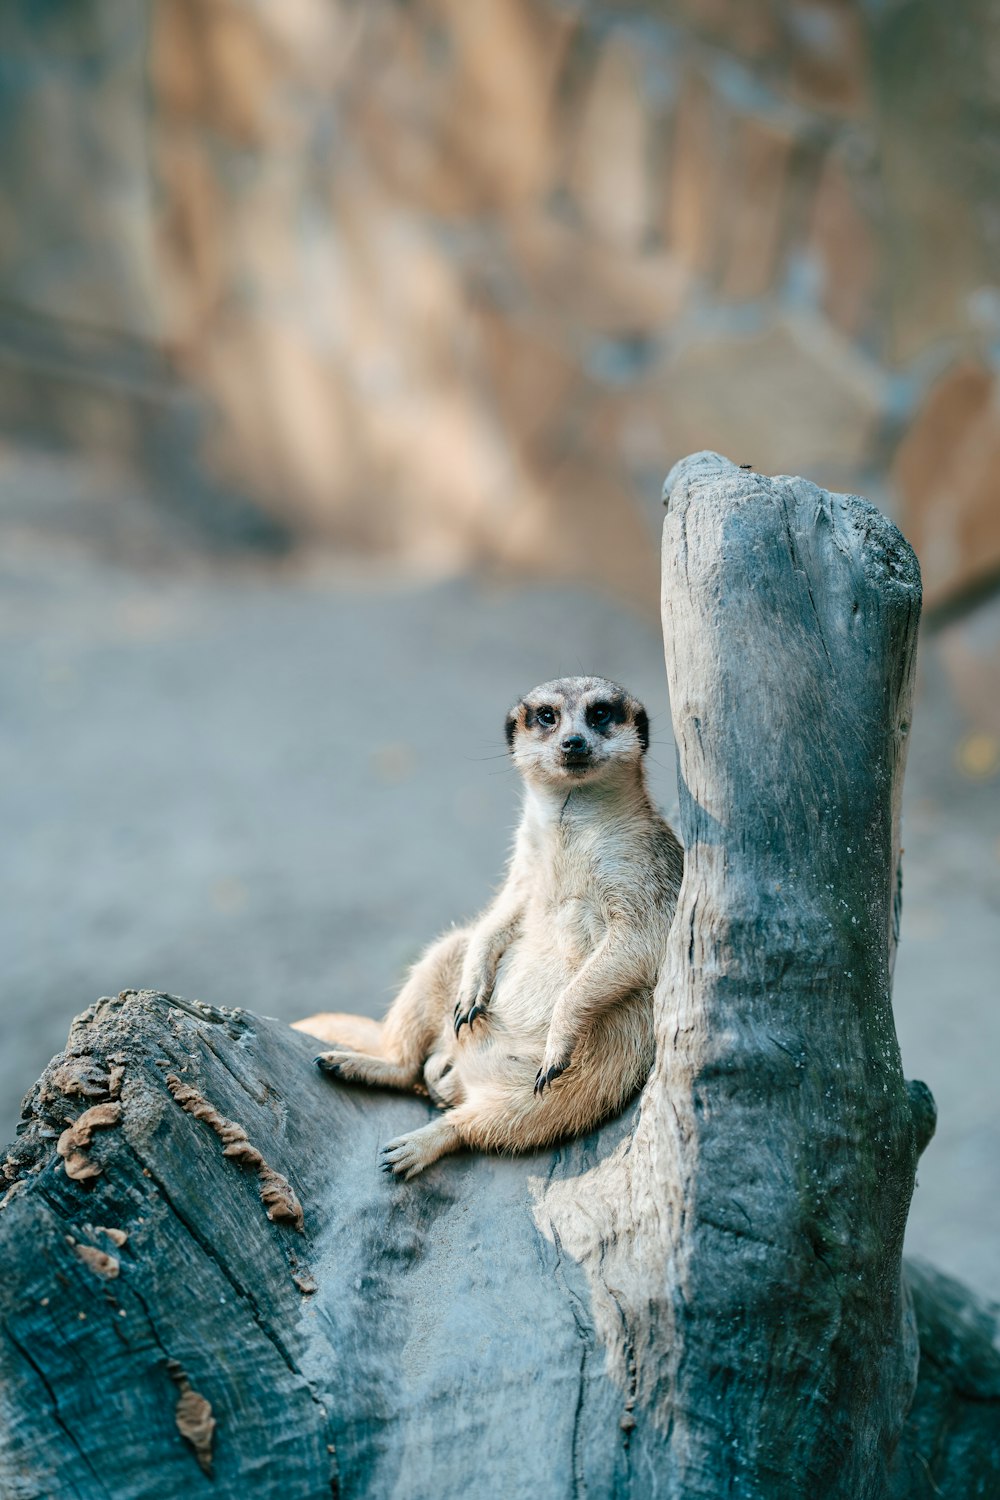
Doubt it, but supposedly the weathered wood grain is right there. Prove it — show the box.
[1,454,996,1499]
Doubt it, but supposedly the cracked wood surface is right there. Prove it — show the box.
[1,454,998,1498]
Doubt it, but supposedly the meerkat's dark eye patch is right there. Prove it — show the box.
[587,696,630,735]
[534,706,557,728]
[504,710,517,750]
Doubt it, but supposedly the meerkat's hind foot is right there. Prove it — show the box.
[314,1048,360,1076]
[380,1119,461,1181]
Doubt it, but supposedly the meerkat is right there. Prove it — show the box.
[295,676,683,1180]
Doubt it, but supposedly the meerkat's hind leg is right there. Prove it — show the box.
[315,927,470,1094]
[299,1013,422,1090]
[296,1013,418,1089]
[380,1116,463,1180]
[315,1049,427,1092]
[423,1050,464,1108]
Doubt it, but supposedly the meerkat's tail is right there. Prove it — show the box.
[292,1012,385,1049]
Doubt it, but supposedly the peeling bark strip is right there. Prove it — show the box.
[168,1360,216,1476]
[165,1075,304,1231]
[95,1225,128,1247]
[70,1241,120,1279]
[49,1056,124,1101]
[56,1100,122,1182]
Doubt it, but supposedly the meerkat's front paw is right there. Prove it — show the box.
[534,1046,572,1096]
[453,978,492,1035]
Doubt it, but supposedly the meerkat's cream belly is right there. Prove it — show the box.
[488,945,566,1039]
[422,913,589,1105]
[449,934,654,1109]
[446,898,607,1095]
[549,895,607,962]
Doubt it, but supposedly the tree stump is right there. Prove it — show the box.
[1,454,997,1499]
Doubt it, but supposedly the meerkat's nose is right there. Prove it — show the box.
[562,734,588,753]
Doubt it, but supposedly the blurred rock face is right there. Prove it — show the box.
[1,0,999,611]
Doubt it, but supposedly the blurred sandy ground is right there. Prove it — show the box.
[1,2,998,1301]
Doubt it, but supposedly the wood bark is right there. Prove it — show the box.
[1,454,997,1499]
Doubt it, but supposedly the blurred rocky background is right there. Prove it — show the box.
[0,1,998,1298]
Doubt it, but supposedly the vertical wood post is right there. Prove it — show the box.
[644,451,923,1494]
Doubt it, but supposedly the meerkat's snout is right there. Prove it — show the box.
[560,732,591,769]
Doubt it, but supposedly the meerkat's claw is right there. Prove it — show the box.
[315,1052,343,1074]
[534,1060,568,1096]
[454,992,489,1034]
[453,997,470,1034]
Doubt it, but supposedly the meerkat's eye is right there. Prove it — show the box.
[587,702,612,727]
[535,706,557,727]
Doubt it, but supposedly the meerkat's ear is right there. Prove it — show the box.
[634,705,650,751]
[504,707,518,751]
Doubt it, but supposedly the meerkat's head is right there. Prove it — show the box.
[504,676,649,787]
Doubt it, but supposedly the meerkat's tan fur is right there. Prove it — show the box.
[297,676,682,1179]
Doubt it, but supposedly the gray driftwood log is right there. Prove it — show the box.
[1,454,997,1500]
